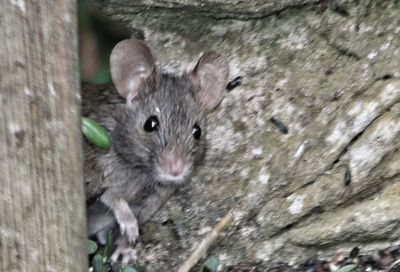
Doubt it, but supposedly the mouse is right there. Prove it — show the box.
[82,39,229,264]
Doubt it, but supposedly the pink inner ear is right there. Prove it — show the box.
[191,51,229,111]
[110,39,155,101]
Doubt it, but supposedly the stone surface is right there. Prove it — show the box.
[101,0,318,19]
[93,0,400,271]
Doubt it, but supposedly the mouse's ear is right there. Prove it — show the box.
[191,51,229,111]
[110,39,156,102]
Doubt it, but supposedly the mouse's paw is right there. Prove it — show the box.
[118,217,139,244]
[110,237,137,265]
[95,230,109,245]
[116,208,139,244]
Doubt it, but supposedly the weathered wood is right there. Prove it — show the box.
[0,1,87,271]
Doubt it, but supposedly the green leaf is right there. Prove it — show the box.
[336,264,361,272]
[103,231,113,260]
[82,117,112,149]
[87,239,98,255]
[92,254,104,272]
[201,256,219,272]
[120,264,145,272]
[120,267,138,272]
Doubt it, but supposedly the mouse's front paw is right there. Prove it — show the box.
[111,236,137,265]
[118,216,139,244]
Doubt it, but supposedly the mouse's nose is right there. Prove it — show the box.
[167,157,184,177]
[158,149,186,177]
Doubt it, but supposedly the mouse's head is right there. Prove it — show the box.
[110,39,229,186]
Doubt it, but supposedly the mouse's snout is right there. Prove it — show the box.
[160,150,185,177]
[156,147,191,183]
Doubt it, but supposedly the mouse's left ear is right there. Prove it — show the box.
[110,39,156,103]
[190,51,229,111]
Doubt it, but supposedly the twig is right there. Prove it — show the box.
[177,209,235,272]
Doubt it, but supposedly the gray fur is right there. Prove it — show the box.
[83,39,229,263]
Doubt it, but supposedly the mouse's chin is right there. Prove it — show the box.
[156,173,189,186]
[153,163,192,186]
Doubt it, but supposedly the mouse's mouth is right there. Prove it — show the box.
[155,165,191,185]
[155,162,192,185]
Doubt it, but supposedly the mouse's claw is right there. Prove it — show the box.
[116,209,139,244]
[111,236,137,265]
[119,219,139,244]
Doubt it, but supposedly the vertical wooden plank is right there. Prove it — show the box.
[0,0,87,271]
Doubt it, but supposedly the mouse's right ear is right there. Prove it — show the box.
[110,39,156,102]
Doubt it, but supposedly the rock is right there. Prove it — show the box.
[92,0,400,271]
[99,0,321,19]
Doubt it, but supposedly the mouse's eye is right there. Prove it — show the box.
[144,116,159,132]
[192,124,201,140]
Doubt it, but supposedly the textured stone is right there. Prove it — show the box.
[101,0,319,19]
[93,0,400,271]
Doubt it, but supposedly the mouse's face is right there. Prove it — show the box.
[110,39,229,186]
[116,74,207,186]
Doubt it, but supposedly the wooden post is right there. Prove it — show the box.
[0,1,87,271]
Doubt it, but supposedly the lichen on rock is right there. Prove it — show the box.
[92,0,400,270]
